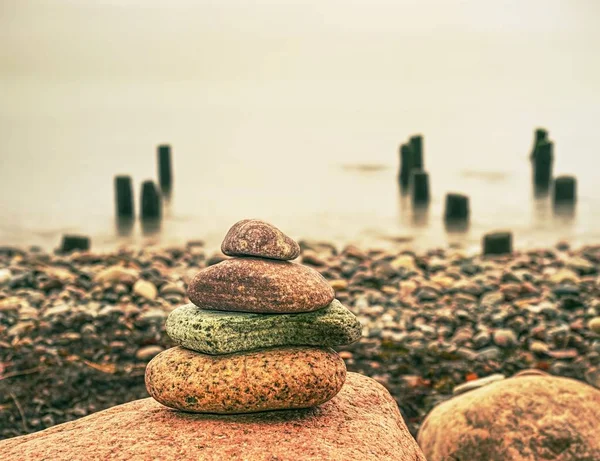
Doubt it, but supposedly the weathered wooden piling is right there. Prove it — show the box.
[444,193,470,221]
[411,170,430,204]
[409,135,424,169]
[398,144,414,188]
[530,128,548,160]
[533,140,553,189]
[114,175,134,218]
[157,144,173,193]
[60,235,90,253]
[553,176,577,204]
[483,231,512,256]
[140,180,161,219]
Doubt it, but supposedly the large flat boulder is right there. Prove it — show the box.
[418,374,600,461]
[0,373,425,461]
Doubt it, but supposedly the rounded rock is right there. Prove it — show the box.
[0,269,12,285]
[159,282,186,297]
[133,279,158,301]
[221,219,300,260]
[493,328,518,348]
[529,340,550,355]
[145,346,346,414]
[135,345,164,361]
[588,317,600,334]
[94,266,139,285]
[473,330,491,349]
[418,374,600,461]
[187,257,334,313]
[330,279,348,291]
[166,299,362,354]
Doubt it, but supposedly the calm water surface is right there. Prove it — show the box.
[1,0,600,251]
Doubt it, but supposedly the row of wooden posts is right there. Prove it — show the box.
[114,145,173,221]
[58,132,576,254]
[398,135,469,223]
[530,128,577,202]
[58,226,512,256]
[396,128,580,255]
[59,145,173,252]
[398,128,578,229]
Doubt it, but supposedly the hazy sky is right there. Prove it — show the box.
[3,0,600,138]
[2,0,599,85]
[2,0,599,168]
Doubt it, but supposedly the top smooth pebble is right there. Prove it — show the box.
[221,219,301,261]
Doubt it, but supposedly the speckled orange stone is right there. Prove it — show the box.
[187,257,335,313]
[145,346,346,414]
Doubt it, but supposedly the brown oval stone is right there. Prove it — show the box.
[145,346,346,414]
[221,219,300,260]
[187,257,335,313]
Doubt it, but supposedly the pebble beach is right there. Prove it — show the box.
[1,238,599,440]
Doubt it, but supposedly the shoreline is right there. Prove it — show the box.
[1,240,599,439]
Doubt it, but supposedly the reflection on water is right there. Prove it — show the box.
[554,204,576,223]
[341,164,389,173]
[460,171,510,182]
[0,146,591,252]
[532,196,551,224]
[533,184,551,199]
[141,218,162,237]
[411,205,429,228]
[115,217,135,238]
[445,220,470,235]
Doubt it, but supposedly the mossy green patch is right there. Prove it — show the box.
[166,299,362,354]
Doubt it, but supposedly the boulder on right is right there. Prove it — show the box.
[418,374,600,461]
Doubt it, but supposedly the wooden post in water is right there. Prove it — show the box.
[398,143,414,189]
[157,144,173,194]
[411,170,430,204]
[483,231,512,256]
[444,193,470,222]
[530,128,548,160]
[533,140,553,190]
[140,181,161,220]
[409,135,424,169]
[114,175,134,218]
[553,176,577,205]
[60,235,90,253]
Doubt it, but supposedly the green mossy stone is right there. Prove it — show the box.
[166,299,362,354]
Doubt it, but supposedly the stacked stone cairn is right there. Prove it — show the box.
[145,219,363,414]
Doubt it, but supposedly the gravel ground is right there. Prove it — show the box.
[1,241,599,439]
